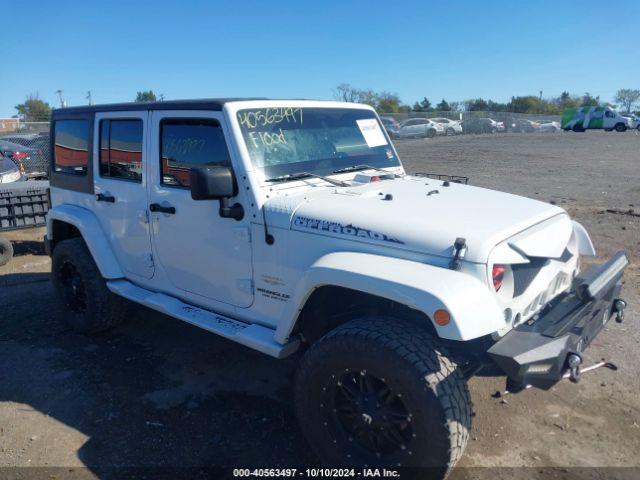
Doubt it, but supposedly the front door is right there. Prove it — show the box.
[93,111,154,280]
[148,111,253,308]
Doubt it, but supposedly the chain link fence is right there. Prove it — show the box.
[0,121,50,179]
[379,110,562,138]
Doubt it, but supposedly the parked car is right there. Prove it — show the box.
[0,153,24,184]
[0,132,48,146]
[462,117,502,134]
[0,138,48,178]
[396,117,444,138]
[536,120,561,132]
[512,119,541,133]
[379,116,401,138]
[430,117,463,135]
[621,115,640,130]
[562,107,632,132]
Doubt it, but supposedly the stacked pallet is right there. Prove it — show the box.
[0,181,50,232]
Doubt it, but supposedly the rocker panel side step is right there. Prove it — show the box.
[106,279,299,358]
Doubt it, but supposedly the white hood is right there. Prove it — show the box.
[265,176,569,264]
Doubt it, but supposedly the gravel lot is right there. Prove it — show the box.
[1,131,638,478]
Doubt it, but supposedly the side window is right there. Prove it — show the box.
[605,111,615,118]
[54,119,90,175]
[99,119,143,182]
[160,118,230,188]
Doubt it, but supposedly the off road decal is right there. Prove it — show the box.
[294,216,404,244]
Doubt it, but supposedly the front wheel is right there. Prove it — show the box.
[615,123,627,132]
[0,237,13,266]
[426,129,436,138]
[294,317,472,476]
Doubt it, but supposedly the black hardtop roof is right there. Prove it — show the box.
[51,98,268,115]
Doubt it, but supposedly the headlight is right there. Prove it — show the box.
[0,170,21,183]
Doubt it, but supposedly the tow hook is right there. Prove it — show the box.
[613,299,626,323]
[562,357,618,383]
[566,354,582,383]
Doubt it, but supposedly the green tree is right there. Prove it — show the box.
[377,92,402,113]
[436,99,451,111]
[614,88,640,113]
[14,94,52,122]
[555,91,580,111]
[464,98,489,111]
[412,97,432,112]
[135,90,157,102]
[580,92,600,107]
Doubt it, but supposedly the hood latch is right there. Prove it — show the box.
[449,237,467,270]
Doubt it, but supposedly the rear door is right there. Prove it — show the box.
[93,111,154,279]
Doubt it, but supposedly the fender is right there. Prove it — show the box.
[572,221,596,256]
[276,251,505,343]
[47,204,124,279]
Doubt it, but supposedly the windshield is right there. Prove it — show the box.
[236,107,400,179]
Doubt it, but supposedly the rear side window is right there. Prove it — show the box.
[54,120,90,175]
[160,118,230,188]
[100,119,143,182]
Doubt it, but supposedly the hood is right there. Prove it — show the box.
[264,176,568,264]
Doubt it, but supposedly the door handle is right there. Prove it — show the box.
[95,193,115,203]
[149,203,176,214]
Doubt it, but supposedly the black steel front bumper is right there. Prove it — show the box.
[488,251,629,390]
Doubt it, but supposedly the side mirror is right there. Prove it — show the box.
[190,165,244,221]
[190,165,236,200]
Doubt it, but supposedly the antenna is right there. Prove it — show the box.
[86,90,93,105]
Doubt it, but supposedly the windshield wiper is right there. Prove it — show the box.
[264,171,349,187]
[333,164,402,177]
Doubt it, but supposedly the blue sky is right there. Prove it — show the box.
[2,0,639,116]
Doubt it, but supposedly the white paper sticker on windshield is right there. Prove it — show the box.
[356,118,388,148]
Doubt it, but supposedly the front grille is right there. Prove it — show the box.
[512,249,573,298]
[512,259,548,297]
[523,272,570,318]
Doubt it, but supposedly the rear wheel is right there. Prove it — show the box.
[294,317,472,476]
[52,238,128,333]
[446,127,455,136]
[426,128,436,138]
[572,123,585,132]
[0,237,13,266]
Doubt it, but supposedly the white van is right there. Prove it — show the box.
[561,106,632,132]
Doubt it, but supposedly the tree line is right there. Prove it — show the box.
[10,87,640,122]
[334,83,640,115]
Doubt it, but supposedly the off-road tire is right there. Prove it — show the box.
[294,317,472,477]
[52,238,128,334]
[0,237,13,266]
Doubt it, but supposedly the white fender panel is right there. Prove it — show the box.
[572,221,596,256]
[47,204,124,279]
[277,252,505,342]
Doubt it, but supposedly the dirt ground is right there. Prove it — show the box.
[1,131,638,478]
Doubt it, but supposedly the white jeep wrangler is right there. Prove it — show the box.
[45,99,628,475]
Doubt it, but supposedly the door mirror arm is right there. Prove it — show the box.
[219,197,244,221]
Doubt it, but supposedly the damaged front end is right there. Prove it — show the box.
[488,251,628,391]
